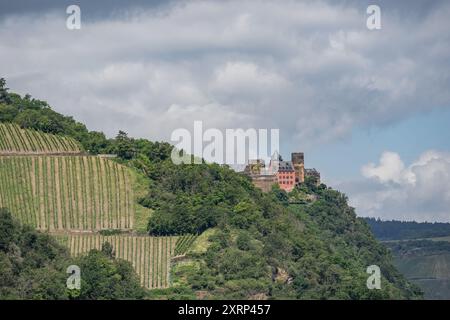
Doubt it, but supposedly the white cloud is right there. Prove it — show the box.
[349,150,450,222]
[361,151,413,184]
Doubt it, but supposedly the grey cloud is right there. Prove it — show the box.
[0,0,170,21]
[0,0,449,147]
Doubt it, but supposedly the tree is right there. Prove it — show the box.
[85,131,109,154]
[0,78,11,104]
[76,249,145,300]
[0,104,18,122]
[101,241,115,258]
[270,185,289,206]
[0,209,69,300]
[114,130,136,159]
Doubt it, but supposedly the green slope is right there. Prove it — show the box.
[0,78,420,299]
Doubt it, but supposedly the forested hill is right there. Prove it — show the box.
[364,218,450,241]
[0,78,422,299]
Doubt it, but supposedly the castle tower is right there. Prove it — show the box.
[269,150,280,174]
[291,152,305,183]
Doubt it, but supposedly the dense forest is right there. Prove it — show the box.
[0,78,422,299]
[364,218,450,241]
[0,209,144,299]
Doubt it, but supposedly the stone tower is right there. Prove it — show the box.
[291,152,305,183]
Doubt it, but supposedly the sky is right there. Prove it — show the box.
[0,0,449,222]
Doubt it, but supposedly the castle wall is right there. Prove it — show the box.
[305,168,321,185]
[251,175,277,193]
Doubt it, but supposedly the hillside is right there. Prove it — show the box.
[156,186,422,299]
[0,152,181,289]
[0,209,145,299]
[385,240,450,299]
[0,79,422,299]
[0,81,177,290]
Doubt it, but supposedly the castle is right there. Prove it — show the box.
[243,152,320,192]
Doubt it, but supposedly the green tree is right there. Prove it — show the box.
[114,130,136,159]
[0,208,69,299]
[0,78,11,104]
[101,241,115,258]
[85,131,110,154]
[76,249,145,300]
[0,104,18,122]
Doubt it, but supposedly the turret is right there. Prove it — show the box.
[291,152,305,183]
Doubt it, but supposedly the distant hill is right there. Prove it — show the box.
[385,240,450,299]
[366,218,450,300]
[364,217,450,241]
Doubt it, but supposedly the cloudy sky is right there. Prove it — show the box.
[1,0,449,222]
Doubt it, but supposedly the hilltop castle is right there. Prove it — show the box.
[243,152,320,192]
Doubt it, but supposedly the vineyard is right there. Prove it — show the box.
[0,122,81,154]
[0,156,135,231]
[0,123,198,291]
[174,234,198,256]
[54,233,192,289]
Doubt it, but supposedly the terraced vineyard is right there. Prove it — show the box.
[0,156,134,231]
[0,122,198,291]
[174,234,198,256]
[0,122,81,154]
[55,234,180,289]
